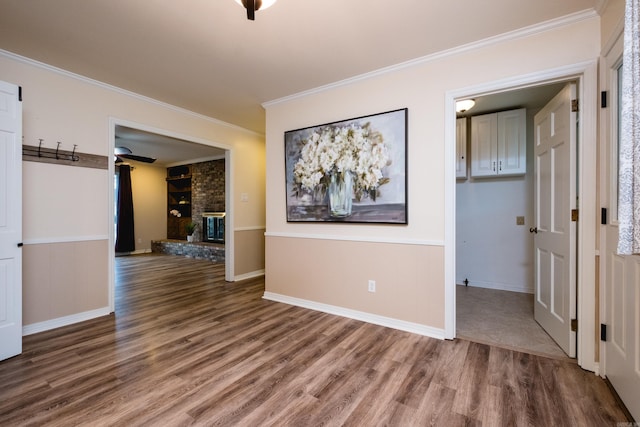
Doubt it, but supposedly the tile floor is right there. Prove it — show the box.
[456,285,569,360]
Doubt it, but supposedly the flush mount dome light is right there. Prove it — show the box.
[234,0,277,20]
[456,99,476,113]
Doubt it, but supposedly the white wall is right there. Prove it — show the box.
[127,162,167,252]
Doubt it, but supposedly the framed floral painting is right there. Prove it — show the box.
[285,108,407,223]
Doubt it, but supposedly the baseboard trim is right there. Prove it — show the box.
[22,307,112,336]
[263,292,445,340]
[132,249,152,255]
[458,281,533,294]
[115,249,152,256]
[235,269,265,282]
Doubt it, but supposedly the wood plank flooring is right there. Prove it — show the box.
[0,254,631,426]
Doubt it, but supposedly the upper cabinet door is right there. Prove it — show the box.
[470,108,526,178]
[497,108,526,176]
[470,113,498,177]
[456,118,467,179]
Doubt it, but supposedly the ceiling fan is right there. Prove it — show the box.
[114,146,156,164]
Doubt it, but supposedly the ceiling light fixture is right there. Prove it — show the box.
[234,0,277,20]
[456,99,476,113]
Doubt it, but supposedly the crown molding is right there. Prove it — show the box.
[263,9,598,107]
[595,0,609,15]
[0,49,263,137]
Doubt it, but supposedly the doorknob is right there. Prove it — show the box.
[529,227,538,234]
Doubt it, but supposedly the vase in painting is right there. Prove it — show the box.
[328,170,353,218]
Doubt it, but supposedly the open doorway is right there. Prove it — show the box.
[454,82,573,359]
[108,119,234,313]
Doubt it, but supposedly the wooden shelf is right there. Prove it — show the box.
[167,165,192,239]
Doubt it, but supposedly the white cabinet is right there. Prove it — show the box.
[456,117,467,179]
[471,108,526,177]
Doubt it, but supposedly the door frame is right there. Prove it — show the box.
[107,117,235,313]
[444,60,599,373]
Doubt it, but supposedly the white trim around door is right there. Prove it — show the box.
[107,117,235,313]
[445,60,599,373]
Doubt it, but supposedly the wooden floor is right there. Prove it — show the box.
[0,254,631,426]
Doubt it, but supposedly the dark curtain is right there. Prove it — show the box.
[115,164,135,252]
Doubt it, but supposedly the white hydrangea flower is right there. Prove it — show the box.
[293,122,390,199]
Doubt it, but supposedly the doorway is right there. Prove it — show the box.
[454,83,568,358]
[108,119,234,313]
[445,61,599,372]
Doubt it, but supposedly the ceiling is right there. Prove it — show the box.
[0,0,601,136]
[456,82,568,118]
[115,126,225,166]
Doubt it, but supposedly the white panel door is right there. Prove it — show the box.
[606,250,640,421]
[0,80,22,361]
[602,58,640,421]
[533,83,576,357]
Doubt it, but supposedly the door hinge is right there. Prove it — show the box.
[600,324,607,341]
[18,86,22,102]
[571,319,578,332]
[571,99,579,112]
[601,207,607,225]
[601,91,607,108]
[571,209,579,222]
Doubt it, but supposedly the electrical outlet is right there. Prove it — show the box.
[368,280,376,293]
[516,216,525,225]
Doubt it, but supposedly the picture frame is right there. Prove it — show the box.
[285,108,408,223]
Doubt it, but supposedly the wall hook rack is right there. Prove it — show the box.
[22,138,107,170]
